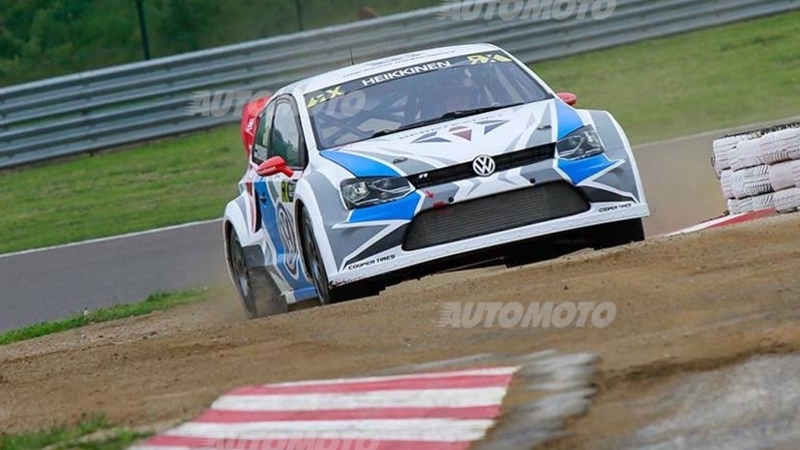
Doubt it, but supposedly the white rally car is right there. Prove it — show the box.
[224,43,649,318]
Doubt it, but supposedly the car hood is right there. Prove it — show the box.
[319,98,585,177]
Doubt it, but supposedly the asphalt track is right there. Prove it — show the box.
[1,117,795,332]
[0,220,229,331]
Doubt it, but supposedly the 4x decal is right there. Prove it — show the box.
[466,53,512,65]
[306,85,345,108]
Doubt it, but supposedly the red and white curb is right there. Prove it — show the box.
[665,208,778,236]
[130,367,519,450]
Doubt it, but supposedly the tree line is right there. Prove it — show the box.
[0,0,433,87]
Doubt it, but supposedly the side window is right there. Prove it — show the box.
[270,101,304,168]
[252,102,276,165]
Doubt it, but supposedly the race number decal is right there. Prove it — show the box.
[276,203,300,279]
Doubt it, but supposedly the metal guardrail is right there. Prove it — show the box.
[1,0,798,168]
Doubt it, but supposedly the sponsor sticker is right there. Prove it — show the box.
[280,181,296,202]
[360,61,453,87]
[346,254,396,271]
[598,202,633,213]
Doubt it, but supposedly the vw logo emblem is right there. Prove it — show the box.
[472,155,496,177]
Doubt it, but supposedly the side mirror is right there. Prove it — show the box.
[557,92,578,106]
[256,156,294,177]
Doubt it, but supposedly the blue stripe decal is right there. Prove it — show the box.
[349,192,421,223]
[558,154,618,185]
[321,150,399,177]
[254,181,313,291]
[292,286,319,302]
[555,99,584,140]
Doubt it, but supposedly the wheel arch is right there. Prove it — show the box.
[224,196,258,274]
[293,197,313,280]
[292,172,350,284]
[223,219,234,263]
[579,108,649,207]
[220,219,235,290]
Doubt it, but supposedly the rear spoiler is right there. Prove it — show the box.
[240,95,272,157]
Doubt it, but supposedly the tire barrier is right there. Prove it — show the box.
[712,122,800,215]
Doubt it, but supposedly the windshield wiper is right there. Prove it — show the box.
[369,117,447,138]
[369,103,524,139]
[437,103,523,121]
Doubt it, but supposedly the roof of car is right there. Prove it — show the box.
[279,43,504,95]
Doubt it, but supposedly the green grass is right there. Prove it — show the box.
[532,11,800,143]
[2,11,800,254]
[0,415,152,450]
[0,128,244,253]
[0,289,209,346]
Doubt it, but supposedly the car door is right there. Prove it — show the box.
[241,100,275,236]
[252,96,311,288]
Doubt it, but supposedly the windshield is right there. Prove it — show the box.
[304,51,550,149]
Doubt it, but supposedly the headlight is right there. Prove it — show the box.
[556,125,604,160]
[340,176,414,209]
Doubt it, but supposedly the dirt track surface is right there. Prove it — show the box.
[2,211,799,447]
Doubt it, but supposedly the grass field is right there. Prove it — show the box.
[0,290,209,346]
[1,11,799,254]
[0,415,152,450]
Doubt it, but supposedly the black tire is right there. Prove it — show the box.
[228,229,288,319]
[594,218,645,250]
[299,207,340,305]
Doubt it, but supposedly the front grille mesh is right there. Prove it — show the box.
[403,182,589,251]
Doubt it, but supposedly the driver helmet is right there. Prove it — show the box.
[441,68,480,112]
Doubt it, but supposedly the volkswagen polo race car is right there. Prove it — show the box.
[224,43,649,318]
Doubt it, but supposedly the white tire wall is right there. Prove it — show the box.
[730,165,771,199]
[727,198,745,215]
[769,161,798,192]
[729,197,753,215]
[720,169,735,199]
[774,187,800,213]
[751,192,775,211]
[712,122,800,215]
[794,160,800,187]
[731,138,764,171]
[712,136,736,176]
[759,127,800,164]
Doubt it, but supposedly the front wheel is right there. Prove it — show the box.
[299,207,377,305]
[228,229,288,319]
[300,207,340,305]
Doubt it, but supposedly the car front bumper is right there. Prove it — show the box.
[328,199,649,287]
